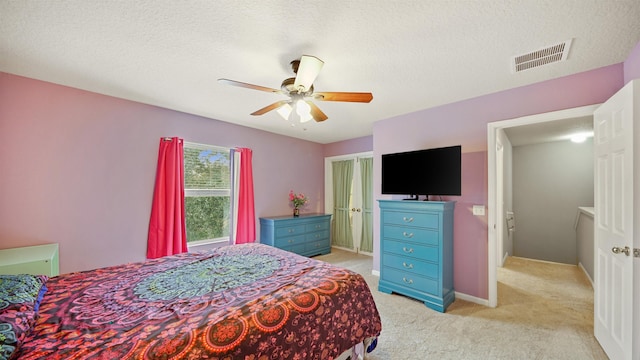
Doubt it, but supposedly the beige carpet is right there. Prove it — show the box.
[316,250,608,360]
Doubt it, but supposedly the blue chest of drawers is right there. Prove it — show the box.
[378,200,455,312]
[259,213,332,257]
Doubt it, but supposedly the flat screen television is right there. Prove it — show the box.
[381,145,461,199]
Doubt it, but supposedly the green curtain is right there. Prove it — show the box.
[332,160,354,248]
[359,157,373,252]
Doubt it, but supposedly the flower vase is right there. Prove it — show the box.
[293,208,300,217]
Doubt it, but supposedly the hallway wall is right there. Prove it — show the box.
[512,138,594,264]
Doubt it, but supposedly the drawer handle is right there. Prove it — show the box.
[402,232,414,238]
[402,217,414,223]
[288,239,294,243]
[402,247,414,254]
[288,229,295,233]
[402,262,414,269]
[402,277,414,285]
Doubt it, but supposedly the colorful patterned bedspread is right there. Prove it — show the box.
[16,243,381,359]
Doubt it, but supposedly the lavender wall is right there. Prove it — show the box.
[624,41,640,84]
[323,136,373,157]
[372,64,625,299]
[0,72,325,274]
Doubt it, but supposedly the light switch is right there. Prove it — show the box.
[472,205,485,216]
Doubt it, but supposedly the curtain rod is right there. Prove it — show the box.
[162,137,185,143]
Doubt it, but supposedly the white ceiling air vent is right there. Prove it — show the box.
[511,39,573,73]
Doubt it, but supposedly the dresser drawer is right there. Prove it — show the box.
[383,225,439,246]
[382,253,438,279]
[383,240,438,263]
[383,211,439,229]
[274,234,306,248]
[275,224,306,237]
[281,243,306,255]
[306,239,329,253]
[381,267,438,295]
[306,222,329,232]
[306,229,329,242]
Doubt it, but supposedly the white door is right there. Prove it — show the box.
[350,160,364,250]
[593,80,636,360]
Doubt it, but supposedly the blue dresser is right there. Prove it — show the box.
[378,200,455,312]
[259,213,332,257]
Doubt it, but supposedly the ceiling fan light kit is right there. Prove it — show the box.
[276,103,292,120]
[218,55,373,124]
[295,99,313,122]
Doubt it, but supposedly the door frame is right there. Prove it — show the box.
[496,135,504,267]
[487,104,600,307]
[324,151,373,254]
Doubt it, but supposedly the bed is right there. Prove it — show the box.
[1,243,381,359]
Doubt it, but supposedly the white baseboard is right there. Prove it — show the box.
[371,269,380,277]
[502,252,509,267]
[510,256,575,266]
[455,291,490,307]
[578,262,594,288]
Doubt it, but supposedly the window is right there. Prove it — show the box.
[183,142,231,244]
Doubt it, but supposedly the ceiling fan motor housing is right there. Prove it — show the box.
[281,77,314,96]
[290,59,300,74]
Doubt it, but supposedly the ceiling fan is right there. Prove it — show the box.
[218,55,373,123]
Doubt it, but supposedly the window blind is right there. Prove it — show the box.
[183,142,231,195]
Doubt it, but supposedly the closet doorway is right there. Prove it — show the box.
[487,104,600,307]
[324,152,373,255]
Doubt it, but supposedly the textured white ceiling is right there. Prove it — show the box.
[1,1,639,144]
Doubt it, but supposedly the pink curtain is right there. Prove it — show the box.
[235,147,256,244]
[147,137,188,259]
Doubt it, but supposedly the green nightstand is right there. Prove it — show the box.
[0,244,59,276]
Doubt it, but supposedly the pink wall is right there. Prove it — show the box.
[624,41,640,84]
[323,136,373,157]
[0,72,325,274]
[372,63,625,299]
[450,151,489,296]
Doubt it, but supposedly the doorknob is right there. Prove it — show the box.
[351,208,356,212]
[612,246,631,256]
[634,248,640,258]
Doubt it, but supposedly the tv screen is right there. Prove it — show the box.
[381,145,461,197]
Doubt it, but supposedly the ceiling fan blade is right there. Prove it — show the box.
[250,100,290,116]
[314,92,373,103]
[293,55,324,92]
[306,101,328,122]
[218,78,283,94]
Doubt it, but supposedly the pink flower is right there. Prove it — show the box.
[289,191,308,208]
